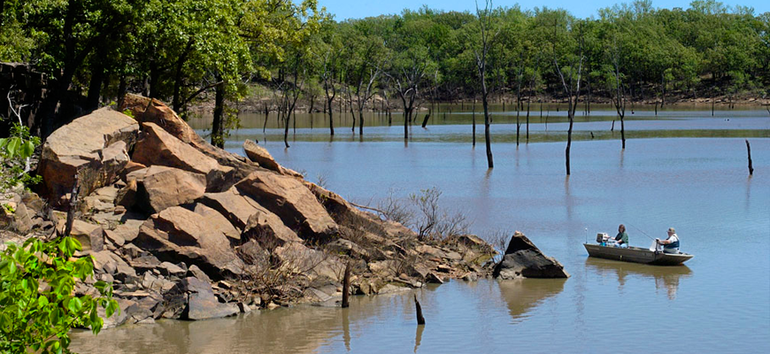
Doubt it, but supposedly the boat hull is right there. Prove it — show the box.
[583,244,693,265]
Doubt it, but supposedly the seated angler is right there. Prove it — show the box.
[614,224,629,248]
[657,227,680,254]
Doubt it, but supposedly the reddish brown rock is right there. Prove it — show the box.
[38,108,139,202]
[133,207,244,278]
[131,122,232,191]
[133,166,206,213]
[243,140,281,172]
[121,94,257,182]
[192,203,240,243]
[70,220,104,252]
[235,170,337,239]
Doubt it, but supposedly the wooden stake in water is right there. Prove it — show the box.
[414,295,425,325]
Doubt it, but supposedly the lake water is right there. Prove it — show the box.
[72,106,770,353]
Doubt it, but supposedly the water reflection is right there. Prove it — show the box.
[585,258,693,300]
[498,279,566,322]
[414,324,424,353]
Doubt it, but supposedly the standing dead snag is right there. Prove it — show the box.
[746,139,754,176]
[414,294,425,325]
[63,175,80,237]
[341,260,351,308]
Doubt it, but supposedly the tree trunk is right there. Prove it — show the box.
[483,91,493,168]
[472,101,476,147]
[211,81,225,148]
[566,112,573,175]
[86,51,105,112]
[620,113,626,150]
[328,97,335,136]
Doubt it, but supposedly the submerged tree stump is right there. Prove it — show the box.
[421,112,431,128]
[341,261,351,308]
[746,139,754,176]
[414,295,425,325]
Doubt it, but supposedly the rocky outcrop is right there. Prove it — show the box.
[14,95,523,326]
[493,231,570,279]
[38,107,138,202]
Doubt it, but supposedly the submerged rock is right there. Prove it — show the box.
[493,231,569,279]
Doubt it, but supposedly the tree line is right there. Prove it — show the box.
[1,0,768,170]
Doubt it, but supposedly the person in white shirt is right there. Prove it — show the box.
[656,227,680,254]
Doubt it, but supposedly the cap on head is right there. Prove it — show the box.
[668,227,675,233]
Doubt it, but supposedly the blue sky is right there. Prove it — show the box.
[319,1,769,20]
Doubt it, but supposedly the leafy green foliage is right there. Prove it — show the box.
[0,123,42,192]
[0,236,118,354]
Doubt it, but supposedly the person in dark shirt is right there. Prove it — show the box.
[615,224,629,248]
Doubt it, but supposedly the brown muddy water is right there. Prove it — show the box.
[72,107,770,353]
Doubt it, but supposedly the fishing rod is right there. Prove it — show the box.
[627,223,657,241]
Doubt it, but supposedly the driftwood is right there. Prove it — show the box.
[414,294,425,325]
[746,139,754,176]
[341,261,351,308]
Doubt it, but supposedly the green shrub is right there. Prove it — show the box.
[0,123,42,192]
[0,236,119,354]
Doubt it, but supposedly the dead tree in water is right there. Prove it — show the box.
[553,19,585,175]
[746,139,754,176]
[608,34,627,150]
[473,0,497,168]
[321,50,338,136]
[414,295,425,325]
[341,261,351,308]
[421,111,431,128]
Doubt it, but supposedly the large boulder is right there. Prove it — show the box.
[133,207,244,278]
[38,108,139,202]
[128,165,206,213]
[131,122,232,191]
[493,231,569,279]
[235,170,338,239]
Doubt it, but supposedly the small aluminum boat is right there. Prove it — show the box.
[583,243,693,266]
